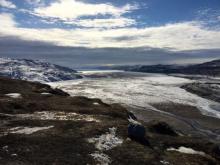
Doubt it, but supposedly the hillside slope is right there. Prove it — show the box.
[0,77,219,165]
[0,57,82,82]
[108,59,220,76]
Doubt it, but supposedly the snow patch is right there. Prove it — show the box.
[18,111,100,122]
[128,117,141,125]
[88,127,123,151]
[11,154,17,157]
[160,160,170,165]
[167,146,206,156]
[41,92,51,95]
[2,146,9,152]
[93,102,100,106]
[90,152,111,165]
[88,127,123,164]
[5,93,21,99]
[9,126,54,135]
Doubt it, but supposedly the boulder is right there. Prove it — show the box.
[128,124,149,146]
[149,121,178,136]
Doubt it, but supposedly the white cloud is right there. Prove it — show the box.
[34,0,138,21]
[66,18,136,28]
[0,13,17,27]
[196,9,220,28]
[0,13,220,51]
[0,0,16,9]
[25,0,41,4]
[25,0,45,7]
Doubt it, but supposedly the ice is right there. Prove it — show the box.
[88,127,123,151]
[80,70,123,75]
[9,126,54,135]
[5,93,22,99]
[167,146,206,156]
[50,71,220,119]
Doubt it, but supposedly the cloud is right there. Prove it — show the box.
[25,0,44,6]
[196,9,220,29]
[0,13,17,27]
[1,36,219,68]
[0,13,220,51]
[66,17,136,28]
[34,0,138,21]
[0,0,16,9]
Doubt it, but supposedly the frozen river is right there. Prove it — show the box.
[49,70,220,119]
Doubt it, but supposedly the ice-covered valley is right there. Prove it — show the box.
[49,71,220,119]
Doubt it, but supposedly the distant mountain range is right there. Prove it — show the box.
[103,59,220,76]
[0,57,82,82]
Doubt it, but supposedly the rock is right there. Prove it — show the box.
[47,88,69,96]
[212,145,220,158]
[128,124,149,146]
[149,121,178,136]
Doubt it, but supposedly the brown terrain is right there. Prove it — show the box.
[0,77,220,165]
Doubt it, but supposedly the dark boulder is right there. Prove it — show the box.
[128,124,149,146]
[149,121,178,136]
[212,145,220,159]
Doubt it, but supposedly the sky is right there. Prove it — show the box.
[0,0,220,68]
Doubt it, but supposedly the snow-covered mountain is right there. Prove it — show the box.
[0,57,82,83]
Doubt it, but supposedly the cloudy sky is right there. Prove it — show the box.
[0,0,220,68]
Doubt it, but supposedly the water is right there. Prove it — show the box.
[49,70,220,119]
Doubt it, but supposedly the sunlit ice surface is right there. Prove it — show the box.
[49,71,220,119]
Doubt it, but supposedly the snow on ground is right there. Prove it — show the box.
[88,127,123,151]
[88,127,123,165]
[18,111,100,122]
[160,160,170,165]
[128,117,142,125]
[5,93,22,99]
[41,92,51,95]
[167,146,206,156]
[93,102,100,106]
[0,57,80,83]
[49,71,220,119]
[9,126,54,135]
[90,152,111,165]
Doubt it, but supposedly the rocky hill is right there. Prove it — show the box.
[0,57,82,82]
[0,77,219,165]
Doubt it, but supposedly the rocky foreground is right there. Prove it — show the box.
[0,77,220,165]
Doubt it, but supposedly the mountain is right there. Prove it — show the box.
[0,57,82,82]
[105,59,220,76]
